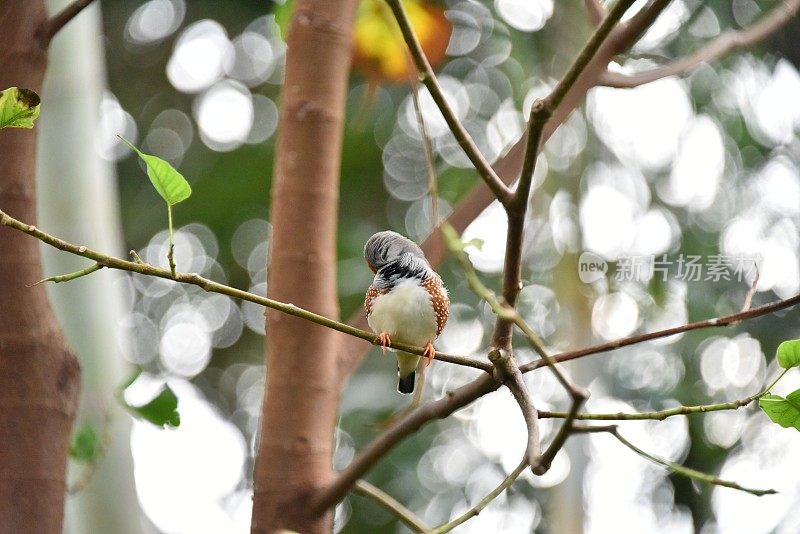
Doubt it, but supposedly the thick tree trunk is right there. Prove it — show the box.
[251,1,357,532]
[0,2,80,533]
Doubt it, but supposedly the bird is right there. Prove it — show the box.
[363,231,449,394]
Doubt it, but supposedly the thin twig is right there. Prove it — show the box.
[409,74,440,228]
[520,292,800,373]
[353,480,431,533]
[37,0,97,45]
[0,209,491,373]
[739,265,760,315]
[384,0,512,205]
[431,458,528,534]
[29,262,103,286]
[605,427,776,496]
[600,0,800,88]
[540,369,790,421]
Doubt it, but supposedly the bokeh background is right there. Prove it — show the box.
[36,0,800,532]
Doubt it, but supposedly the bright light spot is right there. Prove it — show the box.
[580,185,636,260]
[633,0,689,51]
[494,0,553,32]
[167,20,234,93]
[609,348,683,392]
[438,303,484,355]
[126,0,185,45]
[592,292,639,340]
[401,76,470,139]
[463,201,507,273]
[753,157,800,216]
[195,81,254,151]
[632,208,678,256]
[232,219,270,269]
[469,391,530,468]
[132,381,248,534]
[662,115,724,211]
[247,95,279,144]
[486,99,524,161]
[704,410,746,448]
[228,32,276,86]
[589,78,692,170]
[698,335,765,394]
[96,92,137,162]
[119,312,159,365]
[517,285,558,338]
[160,311,212,377]
[145,127,185,165]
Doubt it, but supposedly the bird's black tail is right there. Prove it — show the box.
[397,371,415,394]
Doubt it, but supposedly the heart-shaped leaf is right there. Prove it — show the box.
[759,389,800,431]
[118,136,191,205]
[777,339,800,369]
[0,87,41,129]
[118,369,181,428]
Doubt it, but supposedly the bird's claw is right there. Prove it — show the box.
[377,332,392,353]
[422,342,436,367]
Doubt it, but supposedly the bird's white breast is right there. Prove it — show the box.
[368,280,438,346]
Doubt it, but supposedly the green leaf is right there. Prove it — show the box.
[759,389,800,431]
[69,424,101,461]
[118,136,191,205]
[122,385,181,429]
[0,87,41,129]
[776,339,800,369]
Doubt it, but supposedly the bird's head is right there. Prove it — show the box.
[364,231,426,273]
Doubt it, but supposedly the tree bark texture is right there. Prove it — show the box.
[251,1,357,532]
[0,2,80,533]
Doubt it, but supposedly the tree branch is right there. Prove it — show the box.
[0,209,491,373]
[384,0,512,205]
[431,458,528,534]
[37,0,97,45]
[593,426,777,496]
[520,291,800,373]
[540,369,789,421]
[600,0,800,88]
[615,0,673,46]
[310,373,500,513]
[353,480,431,533]
[489,349,542,468]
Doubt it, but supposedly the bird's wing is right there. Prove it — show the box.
[422,276,449,336]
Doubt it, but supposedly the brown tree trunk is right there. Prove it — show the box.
[250,1,357,532]
[0,2,80,533]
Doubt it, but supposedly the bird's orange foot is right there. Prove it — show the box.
[422,342,436,367]
[376,332,392,353]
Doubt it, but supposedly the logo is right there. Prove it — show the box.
[578,252,608,284]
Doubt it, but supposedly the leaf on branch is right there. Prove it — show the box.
[0,87,41,129]
[117,136,191,205]
[118,369,181,428]
[776,339,800,369]
[759,389,800,431]
[69,423,101,461]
